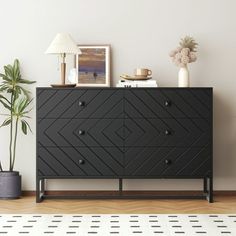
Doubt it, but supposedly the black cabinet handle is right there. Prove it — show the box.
[78,130,85,135]
[165,100,171,107]
[78,160,85,165]
[165,159,171,165]
[79,101,85,107]
[165,130,171,135]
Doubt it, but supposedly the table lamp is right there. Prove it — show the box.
[45,33,82,87]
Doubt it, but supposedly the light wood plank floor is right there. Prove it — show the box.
[0,196,236,214]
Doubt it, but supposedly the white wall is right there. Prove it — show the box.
[0,0,236,191]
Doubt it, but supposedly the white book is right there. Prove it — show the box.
[117,79,158,87]
[116,81,158,88]
[116,83,137,87]
[137,84,158,87]
[118,79,157,84]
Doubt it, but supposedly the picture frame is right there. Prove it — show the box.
[75,45,111,87]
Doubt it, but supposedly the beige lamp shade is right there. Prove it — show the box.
[45,33,81,54]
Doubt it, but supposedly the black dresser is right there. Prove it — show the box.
[36,87,213,202]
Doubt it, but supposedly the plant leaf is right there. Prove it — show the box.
[0,99,11,110]
[13,97,32,116]
[0,95,11,105]
[18,79,36,84]
[15,85,30,99]
[13,59,20,80]
[0,118,11,128]
[18,98,28,113]
[22,119,32,133]
[0,84,10,92]
[22,115,31,118]
[21,120,27,134]
[0,74,11,82]
[4,65,13,79]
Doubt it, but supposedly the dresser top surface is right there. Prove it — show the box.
[37,87,213,90]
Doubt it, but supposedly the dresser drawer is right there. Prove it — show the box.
[38,147,124,177]
[124,118,210,147]
[38,118,124,148]
[37,89,123,119]
[124,88,212,118]
[124,146,211,177]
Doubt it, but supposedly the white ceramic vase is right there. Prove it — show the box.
[178,66,189,87]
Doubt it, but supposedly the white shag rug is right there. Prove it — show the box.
[0,214,235,236]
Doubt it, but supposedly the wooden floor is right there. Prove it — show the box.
[0,195,236,214]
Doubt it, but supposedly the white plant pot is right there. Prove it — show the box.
[178,66,189,87]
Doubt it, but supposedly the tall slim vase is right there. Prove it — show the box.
[178,66,189,87]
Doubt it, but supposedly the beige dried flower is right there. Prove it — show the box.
[180,36,198,52]
[181,55,190,64]
[189,52,197,62]
[174,58,181,66]
[176,46,182,52]
[181,48,190,56]
[175,52,182,60]
[169,36,198,67]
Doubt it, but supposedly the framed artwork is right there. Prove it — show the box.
[75,45,111,87]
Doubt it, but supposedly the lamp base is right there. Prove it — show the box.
[50,84,76,88]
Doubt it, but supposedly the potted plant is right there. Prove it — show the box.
[169,36,198,87]
[0,59,35,199]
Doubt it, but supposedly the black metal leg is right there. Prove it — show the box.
[208,177,213,203]
[36,179,41,203]
[206,177,213,203]
[203,177,208,193]
[119,178,123,195]
[40,179,45,193]
[36,178,44,203]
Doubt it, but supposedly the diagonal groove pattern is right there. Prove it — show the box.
[37,88,212,179]
[37,89,125,177]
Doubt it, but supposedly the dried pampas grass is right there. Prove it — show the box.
[170,36,198,67]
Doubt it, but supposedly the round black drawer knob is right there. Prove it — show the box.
[165,159,171,165]
[78,130,85,135]
[165,100,171,107]
[165,130,171,135]
[79,101,85,107]
[78,160,85,165]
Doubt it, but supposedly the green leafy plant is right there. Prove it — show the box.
[0,59,35,171]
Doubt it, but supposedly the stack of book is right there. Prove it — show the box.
[116,79,158,88]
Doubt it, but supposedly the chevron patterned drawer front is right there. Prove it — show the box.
[124,118,210,147]
[37,89,123,119]
[124,147,211,177]
[36,87,213,202]
[124,89,211,118]
[38,147,124,177]
[38,118,124,147]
